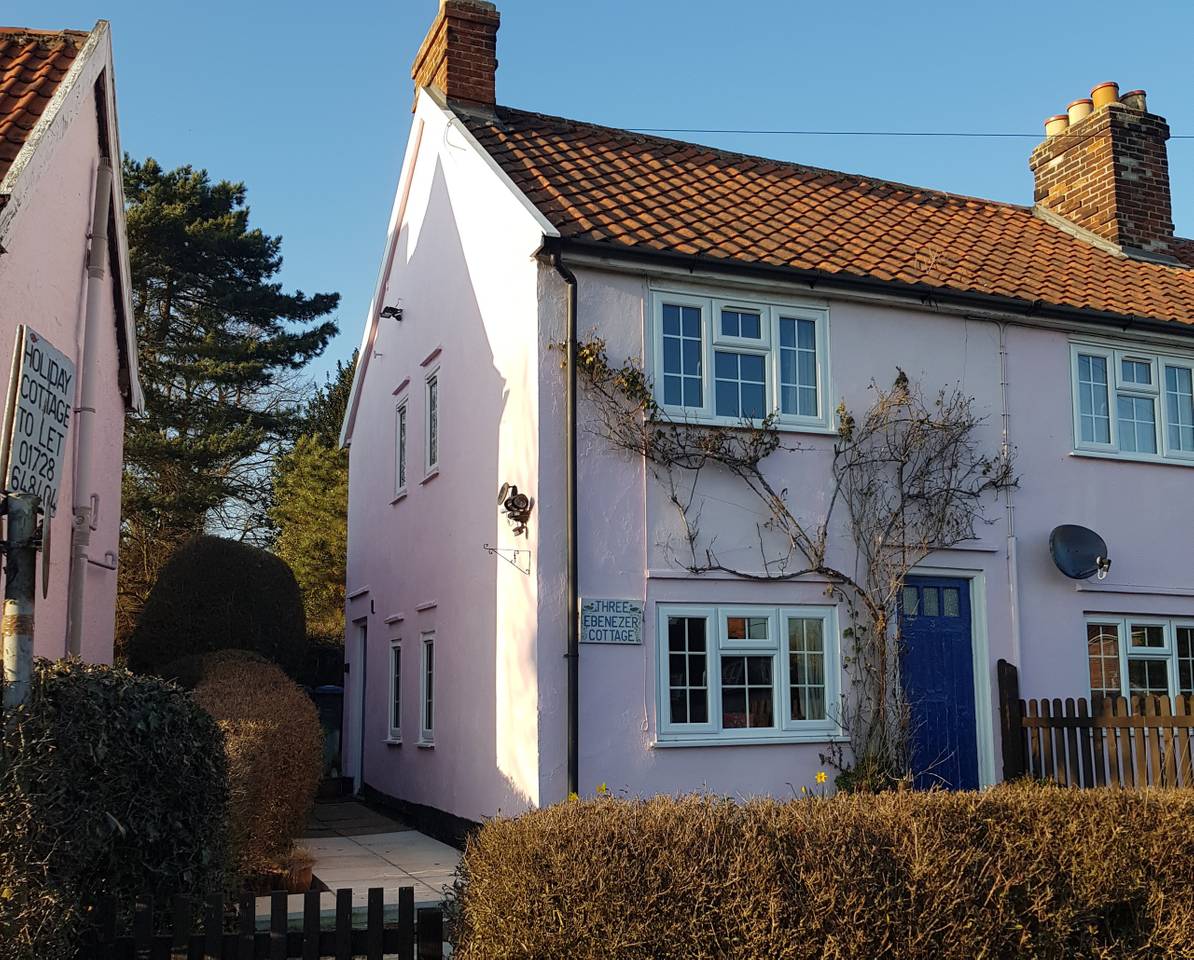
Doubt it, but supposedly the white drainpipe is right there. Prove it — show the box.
[66,158,113,658]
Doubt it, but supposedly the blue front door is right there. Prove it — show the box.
[899,576,979,790]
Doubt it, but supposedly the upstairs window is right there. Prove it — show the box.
[1071,342,1194,463]
[395,399,408,496]
[652,291,831,431]
[425,368,439,474]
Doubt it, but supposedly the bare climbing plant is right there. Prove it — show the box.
[568,336,1016,790]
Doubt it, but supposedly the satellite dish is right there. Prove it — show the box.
[1049,524,1111,580]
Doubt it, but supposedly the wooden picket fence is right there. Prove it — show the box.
[998,659,1194,788]
[83,886,446,959]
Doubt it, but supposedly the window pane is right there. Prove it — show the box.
[427,377,439,466]
[662,304,703,409]
[923,587,940,617]
[1078,354,1111,444]
[1177,628,1194,695]
[1117,394,1157,453]
[1127,658,1169,698]
[721,654,775,729]
[667,617,709,725]
[942,588,960,618]
[1129,624,1165,648]
[714,350,767,420]
[1165,365,1194,452]
[787,618,828,722]
[1121,358,1151,385]
[720,308,762,340]
[423,641,434,732]
[397,406,407,489]
[392,648,401,731]
[780,317,818,418]
[1087,623,1121,700]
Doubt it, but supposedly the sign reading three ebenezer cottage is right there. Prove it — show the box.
[1,326,75,516]
[580,599,643,645]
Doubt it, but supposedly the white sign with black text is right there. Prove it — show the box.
[1,326,75,515]
[580,598,643,645]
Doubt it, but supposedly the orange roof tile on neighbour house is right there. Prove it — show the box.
[456,105,1194,328]
[0,28,88,193]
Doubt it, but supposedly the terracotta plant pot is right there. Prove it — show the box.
[287,862,314,894]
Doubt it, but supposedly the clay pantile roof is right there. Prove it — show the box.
[459,105,1194,327]
[0,28,88,192]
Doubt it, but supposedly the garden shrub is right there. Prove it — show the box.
[190,651,324,879]
[126,535,306,677]
[0,660,228,960]
[451,785,1194,959]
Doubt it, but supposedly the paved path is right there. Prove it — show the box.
[256,799,461,918]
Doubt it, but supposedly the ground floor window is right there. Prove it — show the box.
[420,632,435,744]
[1086,616,1194,703]
[656,604,839,743]
[388,641,402,741]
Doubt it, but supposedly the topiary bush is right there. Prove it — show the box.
[126,535,307,677]
[0,659,228,960]
[451,785,1194,959]
[189,651,323,881]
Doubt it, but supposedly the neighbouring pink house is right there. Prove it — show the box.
[0,22,142,663]
[341,1,1194,828]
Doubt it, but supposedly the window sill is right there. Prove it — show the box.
[421,467,440,485]
[390,490,408,505]
[416,740,435,749]
[653,732,847,748]
[1070,449,1194,468]
[658,414,837,437]
[383,737,402,747]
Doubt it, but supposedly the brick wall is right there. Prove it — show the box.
[411,0,500,110]
[1029,104,1175,257]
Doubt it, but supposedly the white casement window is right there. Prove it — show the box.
[419,632,435,744]
[424,367,440,474]
[656,604,839,744]
[1085,616,1194,703]
[652,290,831,431]
[395,399,408,497]
[388,641,402,741]
[1070,340,1194,463]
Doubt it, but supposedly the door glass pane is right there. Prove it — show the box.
[922,587,940,617]
[942,588,960,618]
[902,586,918,616]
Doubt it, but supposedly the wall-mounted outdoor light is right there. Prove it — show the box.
[498,482,533,536]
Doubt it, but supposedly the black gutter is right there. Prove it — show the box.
[550,250,580,799]
[542,235,1194,339]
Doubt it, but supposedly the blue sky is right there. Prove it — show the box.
[14,1,1194,382]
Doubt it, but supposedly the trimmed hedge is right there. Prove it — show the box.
[127,535,306,677]
[190,652,323,879]
[0,660,228,960]
[451,786,1194,959]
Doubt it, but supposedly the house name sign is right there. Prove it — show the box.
[580,598,643,645]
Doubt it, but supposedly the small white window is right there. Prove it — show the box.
[657,603,839,744]
[388,641,402,741]
[424,368,439,474]
[420,632,435,744]
[651,290,831,432]
[1164,364,1194,453]
[395,399,408,496]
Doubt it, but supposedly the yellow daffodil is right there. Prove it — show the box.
[816,771,828,784]
[596,782,608,795]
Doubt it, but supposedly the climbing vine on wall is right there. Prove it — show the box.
[568,336,1017,790]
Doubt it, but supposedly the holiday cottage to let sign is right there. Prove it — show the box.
[0,326,74,515]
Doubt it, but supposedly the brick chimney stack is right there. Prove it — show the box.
[1030,83,1176,260]
[411,0,500,112]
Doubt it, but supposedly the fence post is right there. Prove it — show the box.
[996,659,1025,780]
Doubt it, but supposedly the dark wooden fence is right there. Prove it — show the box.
[998,659,1194,788]
[84,886,445,959]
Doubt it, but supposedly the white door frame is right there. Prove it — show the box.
[906,564,995,788]
[348,618,369,794]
